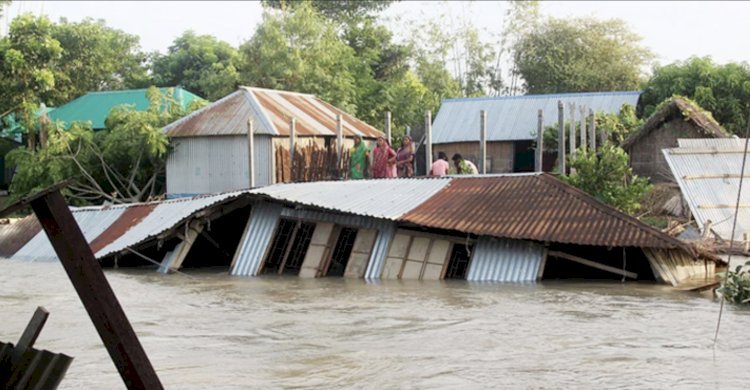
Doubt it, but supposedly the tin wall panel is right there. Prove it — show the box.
[364,222,396,279]
[466,237,544,282]
[231,202,283,276]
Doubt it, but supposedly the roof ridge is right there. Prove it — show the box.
[163,89,247,134]
[442,90,641,104]
[241,86,316,98]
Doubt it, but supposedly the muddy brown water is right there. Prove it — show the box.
[2,261,750,389]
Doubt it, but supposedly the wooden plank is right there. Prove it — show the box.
[698,204,750,209]
[548,250,638,279]
[683,173,750,180]
[29,190,162,390]
[11,307,49,365]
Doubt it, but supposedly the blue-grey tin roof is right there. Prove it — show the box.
[432,91,641,143]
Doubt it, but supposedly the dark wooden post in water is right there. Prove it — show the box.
[557,101,565,174]
[247,119,255,188]
[17,187,163,389]
[536,109,543,173]
[425,110,433,175]
[479,110,487,174]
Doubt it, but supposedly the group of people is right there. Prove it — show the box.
[348,135,478,179]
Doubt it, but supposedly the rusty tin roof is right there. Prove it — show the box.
[164,87,383,139]
[0,215,42,258]
[400,174,690,251]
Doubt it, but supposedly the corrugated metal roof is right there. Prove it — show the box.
[432,91,641,143]
[677,138,746,148]
[0,215,41,258]
[400,174,689,250]
[663,146,750,241]
[95,190,249,258]
[49,87,204,130]
[164,86,384,139]
[249,177,453,220]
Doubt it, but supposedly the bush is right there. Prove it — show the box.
[717,261,750,304]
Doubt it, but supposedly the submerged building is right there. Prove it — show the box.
[0,174,719,288]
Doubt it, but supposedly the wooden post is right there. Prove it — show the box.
[479,110,487,174]
[580,105,587,151]
[568,103,576,174]
[289,117,296,182]
[27,189,163,389]
[247,119,255,188]
[589,109,596,150]
[536,109,543,173]
[385,111,392,145]
[425,110,432,175]
[406,125,411,138]
[158,220,204,273]
[557,101,565,174]
[336,114,343,175]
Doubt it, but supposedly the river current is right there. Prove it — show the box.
[1,261,749,389]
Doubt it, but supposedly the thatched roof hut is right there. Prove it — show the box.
[623,97,730,182]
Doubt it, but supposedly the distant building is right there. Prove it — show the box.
[623,97,730,182]
[49,87,203,130]
[163,87,383,197]
[431,91,641,173]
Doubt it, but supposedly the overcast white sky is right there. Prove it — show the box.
[3,1,749,67]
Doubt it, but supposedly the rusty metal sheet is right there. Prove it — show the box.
[400,174,689,250]
[0,215,41,258]
[89,204,158,254]
[164,87,383,139]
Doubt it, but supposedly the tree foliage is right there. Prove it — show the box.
[261,0,395,21]
[152,31,240,100]
[639,57,750,135]
[512,16,652,94]
[6,88,196,204]
[563,144,651,214]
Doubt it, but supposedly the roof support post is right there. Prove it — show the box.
[580,105,587,152]
[247,119,255,188]
[479,110,487,174]
[290,117,296,182]
[27,188,163,389]
[535,109,543,173]
[568,103,576,174]
[557,100,565,174]
[589,109,597,150]
[425,110,432,175]
[158,220,204,273]
[336,114,343,176]
[385,111,392,145]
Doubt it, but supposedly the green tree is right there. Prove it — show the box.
[239,3,358,112]
[261,0,395,22]
[51,17,149,103]
[7,87,197,204]
[640,57,750,135]
[152,31,240,100]
[0,14,62,149]
[512,17,652,94]
[563,144,651,214]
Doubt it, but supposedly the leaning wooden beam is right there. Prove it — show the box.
[159,220,204,273]
[548,250,638,279]
[10,307,49,365]
[1,185,163,390]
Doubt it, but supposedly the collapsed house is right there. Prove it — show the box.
[163,87,383,197]
[0,174,719,287]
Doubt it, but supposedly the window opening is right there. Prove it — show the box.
[279,222,316,275]
[325,228,358,277]
[444,243,473,279]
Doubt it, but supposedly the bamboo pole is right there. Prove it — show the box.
[385,111,392,145]
[536,109,543,173]
[247,119,255,188]
[589,109,596,150]
[336,114,343,176]
[580,105,587,151]
[289,118,296,182]
[557,101,565,174]
[479,110,487,174]
[568,103,576,174]
[425,110,432,175]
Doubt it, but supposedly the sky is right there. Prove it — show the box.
[2,0,749,68]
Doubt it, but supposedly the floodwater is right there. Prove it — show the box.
[2,261,750,389]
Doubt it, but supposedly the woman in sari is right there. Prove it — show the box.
[349,135,369,180]
[371,136,396,178]
[396,135,415,177]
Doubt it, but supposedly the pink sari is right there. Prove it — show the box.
[372,144,396,178]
